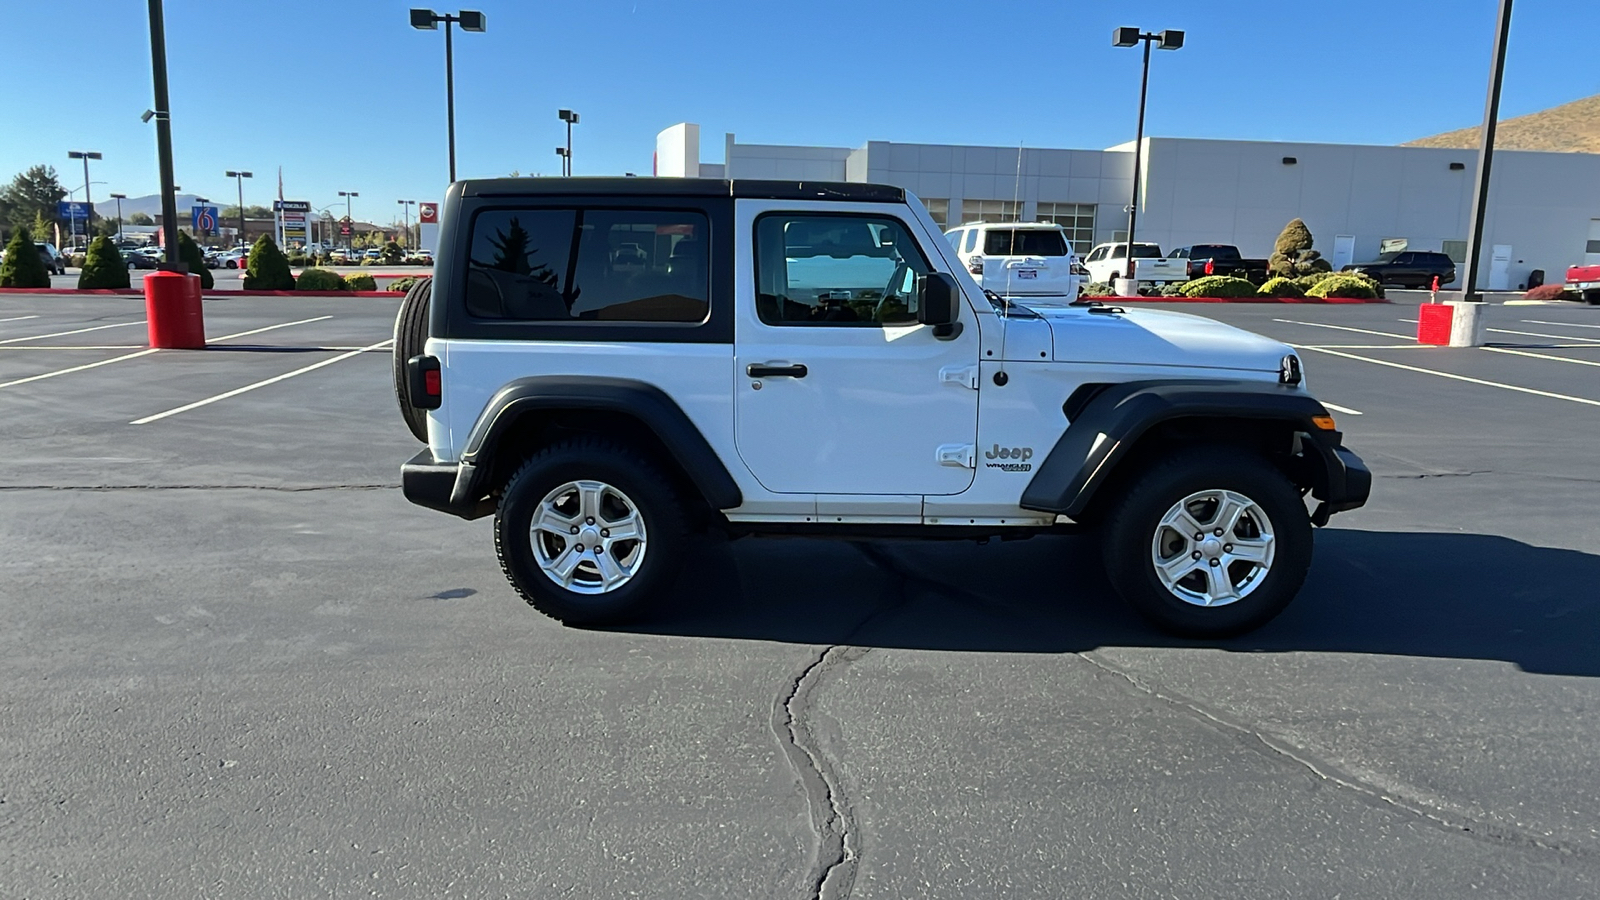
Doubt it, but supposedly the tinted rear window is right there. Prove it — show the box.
[984,230,1069,257]
[1191,245,1241,259]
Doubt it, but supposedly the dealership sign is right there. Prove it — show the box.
[275,200,312,249]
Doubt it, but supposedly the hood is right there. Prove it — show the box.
[1014,302,1292,372]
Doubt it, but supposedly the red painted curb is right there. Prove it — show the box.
[0,287,402,298]
[1082,295,1389,304]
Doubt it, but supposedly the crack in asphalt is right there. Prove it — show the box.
[0,483,398,492]
[773,646,861,900]
[1073,651,1593,860]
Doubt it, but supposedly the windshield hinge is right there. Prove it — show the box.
[936,444,976,469]
[939,364,979,390]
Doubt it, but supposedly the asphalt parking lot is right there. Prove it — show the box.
[2,293,1598,898]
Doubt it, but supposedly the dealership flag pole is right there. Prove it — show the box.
[1461,0,1513,301]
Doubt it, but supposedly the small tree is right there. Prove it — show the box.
[1269,218,1334,278]
[243,234,294,290]
[0,225,49,288]
[176,231,214,289]
[129,212,155,225]
[77,235,131,289]
[381,240,405,264]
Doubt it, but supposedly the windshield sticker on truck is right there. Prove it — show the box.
[984,444,1034,473]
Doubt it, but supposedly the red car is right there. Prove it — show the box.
[1566,264,1600,304]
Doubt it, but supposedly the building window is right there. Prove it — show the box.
[1442,240,1468,263]
[962,199,1019,224]
[921,198,949,230]
[1035,202,1096,255]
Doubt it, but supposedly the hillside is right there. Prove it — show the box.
[1403,93,1600,154]
[94,193,210,218]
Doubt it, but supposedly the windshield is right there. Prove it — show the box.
[1376,252,1401,263]
[984,229,1069,257]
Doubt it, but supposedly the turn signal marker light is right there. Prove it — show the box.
[1311,415,1337,431]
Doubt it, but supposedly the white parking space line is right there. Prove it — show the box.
[1487,327,1600,344]
[1290,343,1435,350]
[1482,346,1600,368]
[0,345,144,351]
[131,339,393,425]
[1298,347,1600,408]
[1321,402,1364,416]
[0,321,144,345]
[209,315,333,343]
[1523,319,1600,330]
[0,314,42,324]
[0,349,161,391]
[1271,319,1414,340]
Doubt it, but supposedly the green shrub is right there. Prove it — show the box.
[286,253,309,268]
[1332,270,1384,298]
[1179,275,1258,298]
[177,231,214,289]
[1257,276,1305,298]
[1268,218,1334,278]
[386,275,417,293]
[381,240,405,264]
[243,235,295,290]
[77,236,131,289]
[1158,282,1188,297]
[1293,271,1334,291]
[295,267,346,291]
[1081,281,1113,297]
[0,226,50,288]
[359,256,381,267]
[1305,274,1378,299]
[343,272,377,291]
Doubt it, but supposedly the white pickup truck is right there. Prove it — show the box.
[1084,241,1187,288]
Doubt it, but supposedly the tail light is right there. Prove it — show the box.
[1070,261,1089,276]
[968,256,984,275]
[407,355,442,410]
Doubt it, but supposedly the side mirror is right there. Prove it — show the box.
[917,272,962,339]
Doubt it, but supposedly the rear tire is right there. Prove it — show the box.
[495,437,687,626]
[391,277,432,442]
[1101,448,1313,638]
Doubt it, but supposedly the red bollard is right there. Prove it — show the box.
[143,270,206,349]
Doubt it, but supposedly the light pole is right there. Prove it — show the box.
[1112,27,1183,285]
[142,0,182,271]
[109,192,127,241]
[398,199,416,247]
[558,109,579,176]
[409,9,486,183]
[66,151,102,244]
[224,170,252,249]
[1461,0,1514,300]
[555,146,569,176]
[339,191,359,250]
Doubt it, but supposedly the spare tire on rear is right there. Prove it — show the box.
[392,276,433,442]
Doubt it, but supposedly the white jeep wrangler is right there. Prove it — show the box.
[395,179,1369,637]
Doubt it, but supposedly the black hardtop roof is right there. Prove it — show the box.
[459,177,904,203]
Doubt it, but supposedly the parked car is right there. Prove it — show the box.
[217,248,250,269]
[37,242,66,275]
[329,249,358,264]
[126,249,161,270]
[364,248,383,261]
[393,177,1370,638]
[942,221,1083,300]
[1082,242,1186,287]
[1169,244,1269,283]
[1565,264,1600,304]
[406,248,434,265]
[1343,251,1456,288]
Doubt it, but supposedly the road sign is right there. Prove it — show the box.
[58,200,91,235]
[191,205,219,233]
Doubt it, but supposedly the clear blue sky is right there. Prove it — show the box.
[1,0,1595,225]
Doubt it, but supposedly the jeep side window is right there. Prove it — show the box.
[755,214,931,326]
[464,208,709,323]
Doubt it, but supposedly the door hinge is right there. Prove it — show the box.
[939,364,979,390]
[937,443,975,469]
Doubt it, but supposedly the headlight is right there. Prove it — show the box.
[1279,353,1302,386]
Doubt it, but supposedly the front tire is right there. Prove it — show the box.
[1102,448,1313,637]
[495,438,688,626]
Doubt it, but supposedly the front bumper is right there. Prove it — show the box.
[401,448,494,520]
[1305,437,1371,526]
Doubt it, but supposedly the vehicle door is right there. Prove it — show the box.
[1390,252,1417,285]
[733,202,980,495]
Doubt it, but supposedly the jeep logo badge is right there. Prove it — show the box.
[984,444,1034,472]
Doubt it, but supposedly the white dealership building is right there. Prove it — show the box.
[656,122,1600,290]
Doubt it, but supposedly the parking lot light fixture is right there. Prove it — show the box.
[339,191,359,250]
[1113,27,1183,284]
[555,146,570,175]
[225,170,252,248]
[558,109,579,176]
[398,199,417,247]
[109,192,127,238]
[67,151,102,238]
[411,9,487,183]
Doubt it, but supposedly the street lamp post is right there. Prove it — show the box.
[1461,0,1514,300]
[555,146,569,176]
[558,109,579,176]
[109,192,127,241]
[224,170,252,249]
[409,9,486,183]
[1112,27,1183,286]
[398,199,416,247]
[67,151,102,243]
[339,191,359,250]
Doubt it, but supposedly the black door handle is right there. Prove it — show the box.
[746,363,808,378]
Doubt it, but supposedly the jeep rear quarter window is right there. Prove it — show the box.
[983,229,1069,257]
[465,207,709,323]
[755,214,930,326]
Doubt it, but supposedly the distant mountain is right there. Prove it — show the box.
[1403,93,1600,154]
[95,193,212,218]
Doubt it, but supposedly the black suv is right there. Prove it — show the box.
[1344,251,1456,288]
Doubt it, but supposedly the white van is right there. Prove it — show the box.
[943,222,1085,300]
